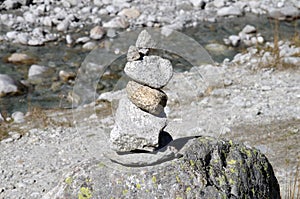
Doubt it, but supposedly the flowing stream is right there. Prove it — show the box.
[0,14,299,114]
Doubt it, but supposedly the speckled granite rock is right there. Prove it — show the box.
[124,55,173,88]
[110,97,167,151]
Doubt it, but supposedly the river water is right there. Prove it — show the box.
[0,14,299,114]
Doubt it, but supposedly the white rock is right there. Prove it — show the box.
[213,0,225,8]
[1,138,14,144]
[23,11,36,23]
[57,20,69,32]
[280,6,300,19]
[257,36,264,44]
[6,31,18,40]
[0,74,26,97]
[66,0,78,6]
[17,33,29,45]
[66,34,73,44]
[189,0,204,7]
[27,38,44,46]
[12,111,25,123]
[135,30,157,48]
[82,41,97,50]
[124,55,173,88]
[94,0,103,6]
[75,36,90,44]
[90,26,105,40]
[283,57,300,65]
[59,70,76,82]
[45,33,58,42]
[81,6,92,13]
[110,97,167,151]
[28,65,48,78]
[241,25,256,34]
[2,0,22,10]
[269,6,300,20]
[293,0,300,8]
[127,45,140,61]
[0,113,4,122]
[229,35,240,47]
[106,5,116,14]
[118,7,140,19]
[43,16,53,27]
[217,6,243,17]
[103,17,129,29]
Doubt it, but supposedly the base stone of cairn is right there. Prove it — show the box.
[109,30,173,152]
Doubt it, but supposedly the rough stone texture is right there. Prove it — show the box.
[127,45,140,61]
[124,55,173,88]
[126,81,167,115]
[135,30,157,49]
[44,137,280,199]
[110,97,167,151]
[0,74,27,97]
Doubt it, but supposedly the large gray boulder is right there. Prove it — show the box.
[110,97,167,151]
[124,55,173,88]
[43,136,280,198]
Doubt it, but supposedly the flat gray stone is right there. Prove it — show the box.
[110,97,167,152]
[135,30,157,48]
[124,55,173,88]
[126,81,167,115]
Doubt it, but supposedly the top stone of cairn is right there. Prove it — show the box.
[135,30,157,49]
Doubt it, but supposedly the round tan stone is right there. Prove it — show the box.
[126,81,167,115]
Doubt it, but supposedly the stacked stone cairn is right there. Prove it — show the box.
[110,30,173,152]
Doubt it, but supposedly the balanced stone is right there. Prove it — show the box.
[135,30,157,49]
[110,97,167,151]
[124,55,173,88]
[126,81,167,115]
[127,45,140,61]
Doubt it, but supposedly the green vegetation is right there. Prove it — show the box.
[78,187,92,199]
[65,177,73,185]
[257,19,300,69]
[284,164,300,199]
